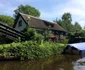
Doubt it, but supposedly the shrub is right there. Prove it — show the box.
[57,38,69,44]
[0,41,65,60]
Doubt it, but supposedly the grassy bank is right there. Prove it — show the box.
[0,41,66,60]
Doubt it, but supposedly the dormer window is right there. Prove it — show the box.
[18,20,22,27]
[50,24,54,27]
[48,24,54,28]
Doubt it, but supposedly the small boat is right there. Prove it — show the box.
[62,42,85,56]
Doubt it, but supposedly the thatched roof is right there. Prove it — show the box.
[17,13,66,32]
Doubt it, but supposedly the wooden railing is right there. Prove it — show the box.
[0,22,25,40]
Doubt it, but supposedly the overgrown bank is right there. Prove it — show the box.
[0,41,65,60]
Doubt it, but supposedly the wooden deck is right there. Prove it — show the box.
[0,22,25,41]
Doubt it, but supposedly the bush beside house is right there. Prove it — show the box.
[0,41,65,60]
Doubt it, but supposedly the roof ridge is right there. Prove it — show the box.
[19,12,66,32]
[19,12,57,24]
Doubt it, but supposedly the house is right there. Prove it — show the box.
[62,42,85,56]
[14,13,66,41]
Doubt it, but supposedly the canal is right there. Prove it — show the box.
[0,55,84,70]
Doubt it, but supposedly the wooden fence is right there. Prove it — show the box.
[0,22,25,41]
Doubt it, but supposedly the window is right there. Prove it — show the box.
[18,20,22,27]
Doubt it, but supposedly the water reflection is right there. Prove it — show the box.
[73,57,85,70]
[0,55,84,70]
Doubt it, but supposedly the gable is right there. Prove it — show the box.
[14,16,27,32]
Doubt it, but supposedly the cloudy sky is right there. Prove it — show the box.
[0,0,85,28]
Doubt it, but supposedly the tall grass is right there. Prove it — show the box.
[0,41,65,60]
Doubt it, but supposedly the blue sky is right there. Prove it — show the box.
[0,0,85,28]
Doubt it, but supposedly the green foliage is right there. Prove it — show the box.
[62,13,72,22]
[0,15,14,26]
[23,28,51,43]
[24,28,35,40]
[56,13,83,43]
[57,38,69,44]
[67,30,85,43]
[34,32,44,43]
[14,4,40,17]
[76,30,85,38]
[23,28,44,43]
[35,29,50,41]
[0,41,65,60]
[74,22,82,33]
[57,13,75,33]
[62,20,75,33]
[56,12,82,33]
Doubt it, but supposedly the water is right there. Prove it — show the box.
[0,55,84,70]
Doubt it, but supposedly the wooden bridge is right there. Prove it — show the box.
[0,22,25,42]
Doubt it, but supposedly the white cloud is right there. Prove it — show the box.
[40,0,85,28]
[0,0,41,16]
[78,20,85,28]
[0,1,17,16]
[0,0,85,28]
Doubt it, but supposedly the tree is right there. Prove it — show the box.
[56,13,75,33]
[54,13,84,43]
[74,22,82,33]
[0,15,14,27]
[14,5,40,17]
[62,13,72,22]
